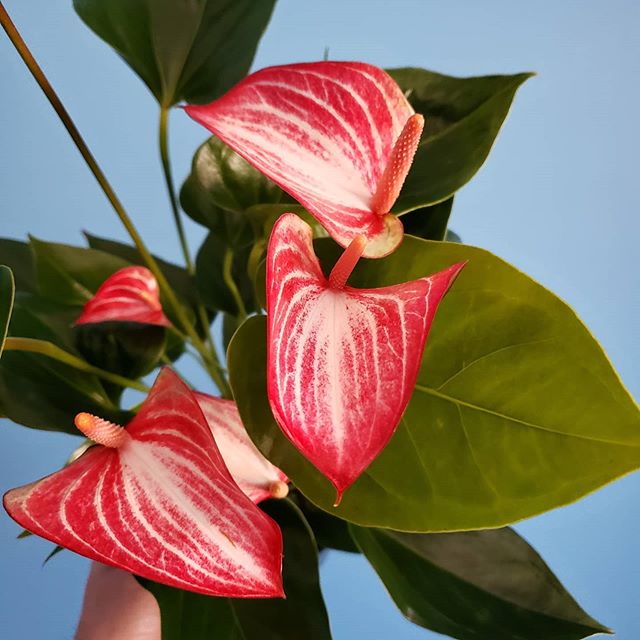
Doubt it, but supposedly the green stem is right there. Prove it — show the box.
[223,248,247,321]
[159,106,193,274]
[0,4,220,386]
[4,337,150,393]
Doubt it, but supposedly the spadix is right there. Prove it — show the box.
[194,392,289,504]
[3,368,284,598]
[185,61,422,258]
[266,214,464,502]
[75,266,171,327]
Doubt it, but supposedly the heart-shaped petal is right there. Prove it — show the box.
[75,266,171,327]
[266,214,464,501]
[194,391,289,504]
[186,62,421,258]
[3,368,284,598]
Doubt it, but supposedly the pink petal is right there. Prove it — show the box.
[185,61,420,258]
[194,392,289,504]
[75,266,171,327]
[3,369,284,598]
[266,214,464,502]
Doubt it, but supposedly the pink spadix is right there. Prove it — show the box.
[266,214,465,503]
[3,369,284,598]
[75,265,171,327]
[185,61,423,258]
[193,392,289,504]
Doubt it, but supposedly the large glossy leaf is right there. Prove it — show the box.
[388,69,532,213]
[29,237,128,306]
[0,239,36,292]
[0,266,15,358]
[144,499,331,639]
[74,0,276,106]
[0,294,129,433]
[401,197,454,241]
[228,236,640,531]
[351,526,609,640]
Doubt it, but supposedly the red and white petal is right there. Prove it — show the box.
[194,392,289,504]
[75,266,171,327]
[3,369,283,598]
[266,214,464,501]
[185,61,415,258]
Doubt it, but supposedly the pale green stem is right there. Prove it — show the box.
[223,248,247,321]
[4,337,150,393]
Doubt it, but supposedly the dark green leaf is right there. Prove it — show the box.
[228,237,640,531]
[0,239,36,292]
[29,237,128,306]
[74,0,276,106]
[388,69,532,213]
[0,266,15,358]
[0,295,130,433]
[232,499,332,640]
[143,499,331,640]
[350,525,609,640]
[401,197,454,241]
[42,545,65,566]
[447,229,462,243]
[196,232,255,316]
[222,313,242,353]
[181,137,283,227]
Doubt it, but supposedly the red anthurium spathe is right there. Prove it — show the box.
[3,368,284,598]
[185,61,422,258]
[194,391,289,504]
[266,214,465,503]
[75,266,171,327]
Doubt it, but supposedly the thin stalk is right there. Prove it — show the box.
[4,337,150,393]
[223,248,247,321]
[0,5,223,388]
[158,106,193,273]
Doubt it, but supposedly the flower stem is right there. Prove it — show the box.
[0,4,230,394]
[3,337,150,393]
[223,248,247,320]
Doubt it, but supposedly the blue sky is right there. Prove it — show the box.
[1,1,638,638]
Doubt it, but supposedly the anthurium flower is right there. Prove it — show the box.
[185,61,422,258]
[194,391,289,504]
[266,214,465,502]
[75,266,171,327]
[3,368,284,598]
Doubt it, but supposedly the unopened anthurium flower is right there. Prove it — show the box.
[185,61,423,258]
[266,214,465,503]
[3,368,284,598]
[75,265,171,327]
[194,391,289,504]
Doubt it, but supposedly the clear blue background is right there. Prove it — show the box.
[1,1,638,638]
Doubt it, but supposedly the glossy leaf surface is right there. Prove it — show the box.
[76,266,171,327]
[401,197,454,241]
[229,236,640,530]
[350,525,609,640]
[74,0,276,106]
[388,68,532,213]
[194,392,288,503]
[4,369,283,597]
[186,62,416,257]
[0,239,36,292]
[266,214,463,499]
[0,266,15,358]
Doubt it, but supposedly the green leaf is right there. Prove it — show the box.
[0,294,130,433]
[181,137,283,228]
[0,239,36,292]
[388,69,532,213]
[228,237,640,531]
[142,499,331,640]
[401,197,454,241]
[0,266,15,358]
[74,0,276,106]
[29,237,128,306]
[350,525,609,640]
